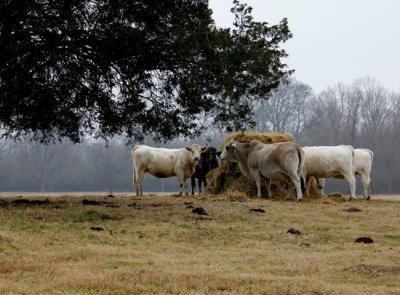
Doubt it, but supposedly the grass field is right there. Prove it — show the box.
[0,193,399,294]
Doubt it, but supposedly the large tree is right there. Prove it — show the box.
[0,0,292,143]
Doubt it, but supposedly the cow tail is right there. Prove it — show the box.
[368,149,374,163]
[131,146,138,188]
[296,144,305,188]
[349,146,356,176]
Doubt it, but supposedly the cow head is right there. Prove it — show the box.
[185,144,206,162]
[206,147,219,171]
[220,140,237,160]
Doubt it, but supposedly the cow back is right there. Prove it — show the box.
[303,146,354,178]
[132,146,190,178]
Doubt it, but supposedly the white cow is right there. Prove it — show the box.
[316,148,374,200]
[302,145,356,201]
[132,144,206,196]
[220,140,305,201]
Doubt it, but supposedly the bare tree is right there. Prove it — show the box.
[301,83,348,145]
[253,78,314,138]
[301,77,399,194]
[344,80,364,145]
[358,78,391,147]
[28,141,75,192]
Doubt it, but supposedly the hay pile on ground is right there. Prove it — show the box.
[205,131,327,200]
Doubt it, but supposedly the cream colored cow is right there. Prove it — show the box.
[316,148,374,200]
[302,145,356,201]
[132,144,206,196]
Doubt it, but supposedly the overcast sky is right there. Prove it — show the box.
[208,0,400,94]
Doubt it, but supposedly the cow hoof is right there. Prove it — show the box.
[350,198,356,202]
[296,199,302,202]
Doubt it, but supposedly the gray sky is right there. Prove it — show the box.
[209,0,400,94]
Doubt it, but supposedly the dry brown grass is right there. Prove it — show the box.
[0,193,400,294]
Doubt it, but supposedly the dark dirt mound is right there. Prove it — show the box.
[81,199,118,208]
[344,207,362,212]
[287,228,301,235]
[355,237,373,243]
[11,199,50,205]
[249,208,265,213]
[81,199,101,205]
[192,207,208,215]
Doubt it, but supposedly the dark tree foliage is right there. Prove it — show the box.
[0,0,293,143]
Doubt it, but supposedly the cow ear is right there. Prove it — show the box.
[201,146,207,153]
[185,146,191,151]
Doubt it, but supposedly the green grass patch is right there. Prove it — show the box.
[384,235,400,242]
[307,226,330,232]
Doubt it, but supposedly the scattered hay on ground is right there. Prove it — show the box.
[203,191,249,202]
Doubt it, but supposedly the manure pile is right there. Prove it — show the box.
[205,132,343,201]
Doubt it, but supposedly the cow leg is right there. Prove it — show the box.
[293,178,303,202]
[343,173,356,201]
[305,177,312,197]
[133,165,139,196]
[316,178,326,195]
[200,176,207,194]
[137,170,145,196]
[183,178,189,195]
[265,178,272,198]
[286,184,294,200]
[255,180,262,198]
[287,170,303,202]
[198,177,202,194]
[359,173,371,200]
[176,174,184,195]
[252,172,263,198]
[248,169,263,198]
[133,164,142,197]
[366,183,371,200]
[191,176,196,195]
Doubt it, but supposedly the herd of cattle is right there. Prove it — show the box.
[131,140,373,201]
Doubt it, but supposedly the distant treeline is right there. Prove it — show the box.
[0,77,398,194]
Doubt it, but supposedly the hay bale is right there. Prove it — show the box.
[218,131,294,151]
[205,131,322,199]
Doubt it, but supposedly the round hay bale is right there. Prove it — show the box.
[205,131,323,200]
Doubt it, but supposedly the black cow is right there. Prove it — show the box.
[191,147,219,195]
